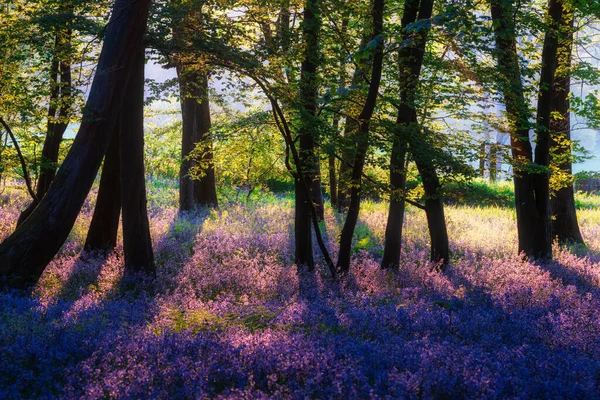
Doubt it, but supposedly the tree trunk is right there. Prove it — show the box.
[381,0,420,269]
[381,141,407,268]
[17,28,72,226]
[337,67,363,213]
[531,0,562,258]
[479,142,486,179]
[0,0,151,288]
[337,0,385,273]
[84,127,121,252]
[420,163,450,263]
[192,72,218,207]
[177,66,198,212]
[328,153,338,208]
[295,0,323,268]
[120,46,155,274]
[383,0,447,267]
[489,143,498,183]
[490,0,552,258]
[550,3,584,244]
[337,31,368,213]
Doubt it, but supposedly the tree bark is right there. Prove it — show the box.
[17,28,72,226]
[337,0,385,273]
[489,143,498,182]
[382,0,447,268]
[531,0,562,258]
[337,32,369,213]
[177,65,198,212]
[550,2,584,244]
[328,152,338,208]
[295,0,323,268]
[479,142,486,179]
[120,46,155,274]
[84,127,121,252]
[490,0,552,258]
[192,72,218,207]
[0,0,152,287]
[337,66,363,213]
[381,0,420,269]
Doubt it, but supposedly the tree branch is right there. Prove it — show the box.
[0,117,38,202]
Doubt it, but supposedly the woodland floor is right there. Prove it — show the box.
[1,183,600,399]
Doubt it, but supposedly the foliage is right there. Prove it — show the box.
[210,109,291,202]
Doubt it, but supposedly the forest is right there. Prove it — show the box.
[1,0,600,397]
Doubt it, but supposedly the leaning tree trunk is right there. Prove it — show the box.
[120,46,155,274]
[0,0,151,288]
[550,3,583,244]
[84,127,121,252]
[17,28,72,226]
[491,0,551,259]
[337,0,385,273]
[295,0,323,268]
[192,72,218,207]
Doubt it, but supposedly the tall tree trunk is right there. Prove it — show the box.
[84,127,121,252]
[490,0,551,258]
[337,31,369,213]
[295,0,323,268]
[381,0,420,269]
[17,28,72,226]
[337,67,363,213]
[192,72,218,207]
[550,3,584,244]
[0,0,152,287]
[120,46,155,274]
[337,0,385,272]
[383,0,447,267]
[177,66,198,212]
[531,0,562,258]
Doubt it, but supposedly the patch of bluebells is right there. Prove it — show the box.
[1,191,600,398]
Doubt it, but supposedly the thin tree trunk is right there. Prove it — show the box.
[120,46,155,274]
[17,28,72,226]
[550,3,584,244]
[337,0,385,273]
[85,127,121,252]
[328,152,338,208]
[479,142,486,179]
[489,143,498,182]
[0,0,151,288]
